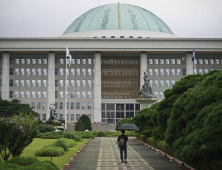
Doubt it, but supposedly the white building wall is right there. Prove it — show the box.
[2,52,9,100]
[186,52,194,75]
[140,52,148,88]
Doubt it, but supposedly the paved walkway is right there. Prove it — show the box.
[71,137,189,170]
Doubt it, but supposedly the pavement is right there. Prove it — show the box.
[70,137,190,170]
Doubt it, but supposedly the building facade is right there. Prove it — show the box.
[0,4,222,124]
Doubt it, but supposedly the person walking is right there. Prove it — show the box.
[117,130,129,163]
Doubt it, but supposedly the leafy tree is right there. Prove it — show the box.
[115,118,135,131]
[79,114,92,131]
[0,99,38,117]
[165,70,222,164]
[75,119,85,131]
[0,113,38,161]
[44,119,55,125]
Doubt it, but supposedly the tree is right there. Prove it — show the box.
[79,114,92,131]
[115,118,135,131]
[0,99,38,117]
[75,119,85,131]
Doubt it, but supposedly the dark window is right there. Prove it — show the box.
[116,104,124,111]
[135,104,140,111]
[55,57,58,64]
[55,80,58,86]
[9,91,13,98]
[116,112,124,118]
[111,36,115,38]
[10,57,14,64]
[10,68,13,75]
[55,91,57,98]
[183,69,186,76]
[101,104,105,110]
[0,68,2,75]
[55,68,58,75]
[10,79,13,86]
[102,112,105,118]
[0,80,2,86]
[120,36,124,38]
[126,104,134,110]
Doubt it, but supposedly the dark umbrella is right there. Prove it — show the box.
[117,124,139,131]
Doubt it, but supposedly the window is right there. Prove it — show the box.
[194,59,197,65]
[42,114,46,121]
[160,59,164,64]
[66,91,69,98]
[10,79,13,86]
[82,103,86,109]
[66,69,69,75]
[88,69,91,75]
[88,80,91,87]
[66,80,69,86]
[171,69,175,75]
[172,80,175,86]
[55,80,58,86]
[55,57,58,64]
[153,80,158,88]
[43,91,46,98]
[149,69,153,76]
[150,80,153,87]
[15,59,19,64]
[60,69,63,75]
[32,59,36,64]
[160,80,164,87]
[71,114,74,121]
[21,91,25,98]
[59,114,63,120]
[37,91,41,98]
[26,68,30,75]
[199,59,203,64]
[88,59,91,64]
[160,69,164,75]
[177,69,181,75]
[15,68,19,75]
[31,102,35,109]
[32,91,35,98]
[82,69,86,75]
[194,69,197,74]
[76,103,80,109]
[15,80,19,86]
[71,91,74,98]
[32,80,35,86]
[199,69,203,74]
[166,59,169,64]
[155,92,159,98]
[166,69,169,75]
[43,59,47,64]
[27,59,30,64]
[76,91,80,98]
[88,91,91,98]
[171,59,175,64]
[183,69,186,76]
[77,59,80,64]
[71,59,74,64]
[177,59,181,64]
[160,92,164,98]
[149,59,153,64]
[71,103,74,109]
[71,80,74,87]
[25,80,29,87]
[82,59,86,64]
[15,91,18,98]
[37,59,41,64]
[66,114,69,121]
[77,80,80,87]
[32,69,35,75]
[43,69,47,75]
[154,69,158,75]
[37,69,41,75]
[21,68,24,75]
[204,59,208,64]
[37,102,41,109]
[0,80,1,86]
[155,59,158,64]
[88,102,91,109]
[71,69,74,75]
[77,69,80,75]
[215,59,219,64]
[55,68,58,75]
[37,80,41,87]
[43,80,46,86]
[21,80,24,86]
[82,80,86,87]
[55,91,58,98]
[10,68,13,75]
[43,103,46,109]
[60,59,63,64]
[76,114,80,121]
[166,80,169,87]
[9,91,13,98]
[82,91,86,98]
[60,91,63,98]
[205,69,208,73]
[67,103,69,109]
[60,103,63,109]
[210,59,214,64]
[60,80,63,86]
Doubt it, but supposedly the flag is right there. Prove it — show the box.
[66,46,72,66]
[192,47,195,61]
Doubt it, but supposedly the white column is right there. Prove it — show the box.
[47,52,55,120]
[140,52,147,88]
[2,52,9,100]
[186,52,193,75]
[94,52,101,123]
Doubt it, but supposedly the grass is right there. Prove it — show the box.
[20,138,87,169]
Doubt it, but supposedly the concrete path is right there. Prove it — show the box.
[71,137,189,170]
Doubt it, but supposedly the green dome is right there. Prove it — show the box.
[63,3,174,35]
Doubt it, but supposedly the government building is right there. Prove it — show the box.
[0,3,222,125]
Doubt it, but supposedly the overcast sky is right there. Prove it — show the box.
[0,0,222,38]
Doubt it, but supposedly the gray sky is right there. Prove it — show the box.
[0,0,222,38]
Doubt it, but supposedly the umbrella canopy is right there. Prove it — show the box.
[117,124,140,131]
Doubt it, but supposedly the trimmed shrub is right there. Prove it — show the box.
[63,131,82,142]
[81,133,94,139]
[36,132,42,138]
[91,131,98,137]
[52,139,68,151]
[135,133,140,139]
[59,138,76,148]
[97,131,106,137]
[125,131,136,136]
[0,163,20,170]
[147,137,158,148]
[28,161,59,170]
[139,135,146,142]
[56,130,64,135]
[6,156,39,166]
[44,119,55,126]
[41,132,63,139]
[35,146,64,157]
[157,141,174,156]
[37,124,55,133]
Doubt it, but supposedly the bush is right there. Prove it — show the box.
[59,138,76,148]
[44,119,55,126]
[37,124,55,133]
[36,132,42,138]
[81,133,94,139]
[97,131,106,137]
[147,137,158,148]
[52,139,68,151]
[41,132,62,139]
[28,161,59,170]
[6,156,40,166]
[139,135,147,142]
[63,131,82,142]
[91,131,98,137]
[35,146,64,157]
[36,120,43,125]
[0,163,20,170]
[79,114,92,131]
[125,131,136,136]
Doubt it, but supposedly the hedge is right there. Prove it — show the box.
[35,146,65,157]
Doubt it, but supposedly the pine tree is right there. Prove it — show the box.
[75,119,85,131]
[79,114,92,131]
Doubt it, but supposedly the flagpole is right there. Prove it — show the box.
[65,45,67,130]
[194,43,196,74]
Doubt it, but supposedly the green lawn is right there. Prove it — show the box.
[20,138,87,169]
